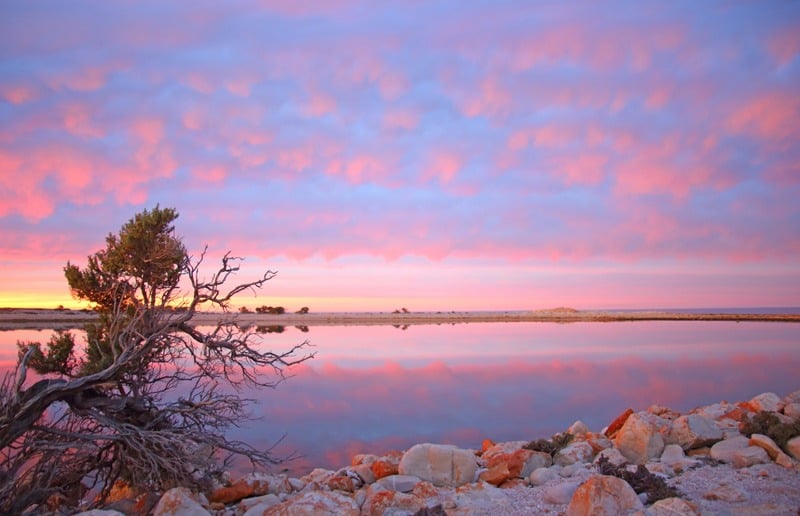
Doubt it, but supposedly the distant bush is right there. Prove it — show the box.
[740,411,800,450]
[255,305,285,314]
[523,432,573,456]
[296,306,309,314]
[239,306,252,314]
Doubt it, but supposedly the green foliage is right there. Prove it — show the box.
[595,455,681,504]
[740,411,800,450]
[523,432,574,456]
[17,331,77,376]
[64,205,186,312]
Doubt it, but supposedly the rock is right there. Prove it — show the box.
[376,474,421,493]
[660,444,700,473]
[703,483,749,502]
[670,414,723,450]
[783,389,800,405]
[479,462,511,486]
[649,497,699,515]
[605,408,634,438]
[352,453,378,466]
[301,468,335,485]
[568,420,590,436]
[74,511,125,516]
[370,451,403,479]
[748,392,783,413]
[565,475,644,515]
[587,435,614,454]
[152,488,210,516]
[326,475,356,492]
[710,435,750,463]
[775,451,797,468]
[485,448,538,478]
[529,466,559,486]
[554,440,594,466]
[451,482,515,514]
[398,443,477,487]
[360,485,424,516]
[288,478,305,492]
[480,440,527,462]
[694,402,736,421]
[543,481,581,504]
[238,494,281,515]
[522,450,552,475]
[350,463,376,485]
[263,490,360,516]
[783,402,800,419]
[784,436,800,461]
[614,412,665,464]
[732,446,770,468]
[559,463,588,478]
[749,433,784,460]
[594,447,627,467]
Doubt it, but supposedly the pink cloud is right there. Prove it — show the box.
[768,27,800,66]
[727,91,799,144]
[0,84,38,105]
[382,108,419,131]
[61,103,104,139]
[550,153,607,186]
[303,91,336,117]
[423,151,462,185]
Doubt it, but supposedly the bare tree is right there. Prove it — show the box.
[0,207,313,514]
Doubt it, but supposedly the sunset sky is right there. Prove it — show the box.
[1,1,798,311]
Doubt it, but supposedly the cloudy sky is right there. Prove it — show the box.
[1,1,798,311]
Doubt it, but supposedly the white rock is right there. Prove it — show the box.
[784,435,800,461]
[73,511,125,516]
[153,488,210,516]
[593,447,627,467]
[238,493,280,514]
[614,412,665,464]
[783,389,800,405]
[749,392,783,413]
[529,467,559,486]
[522,450,552,476]
[669,414,723,450]
[543,481,581,504]
[732,446,770,468]
[660,444,700,473]
[568,420,590,436]
[710,435,750,463]
[649,496,698,515]
[376,474,421,493]
[398,443,477,487]
[265,490,360,515]
[554,441,594,466]
[783,402,800,419]
[566,474,645,515]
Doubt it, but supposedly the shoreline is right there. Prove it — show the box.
[1,307,800,330]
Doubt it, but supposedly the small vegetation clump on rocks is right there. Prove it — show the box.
[523,432,573,456]
[740,411,800,450]
[595,455,681,503]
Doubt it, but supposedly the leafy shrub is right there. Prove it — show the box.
[523,432,573,456]
[740,411,800,450]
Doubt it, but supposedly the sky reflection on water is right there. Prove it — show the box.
[2,321,799,476]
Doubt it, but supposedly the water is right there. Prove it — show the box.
[3,320,799,475]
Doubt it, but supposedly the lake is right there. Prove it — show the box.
[3,320,799,475]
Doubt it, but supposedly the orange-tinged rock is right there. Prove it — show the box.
[361,488,423,516]
[499,478,527,489]
[107,479,137,503]
[371,450,403,479]
[327,476,356,492]
[479,462,511,486]
[485,448,533,478]
[604,408,633,438]
[566,475,644,515]
[209,480,255,504]
[480,438,495,454]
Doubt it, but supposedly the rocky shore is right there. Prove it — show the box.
[78,389,800,515]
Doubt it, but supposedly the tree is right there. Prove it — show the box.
[0,206,313,513]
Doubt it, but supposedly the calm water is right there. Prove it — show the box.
[3,321,800,475]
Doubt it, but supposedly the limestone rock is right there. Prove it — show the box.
[360,485,424,516]
[370,450,403,480]
[783,389,800,405]
[783,435,800,461]
[263,490,359,516]
[748,392,783,413]
[669,414,723,450]
[74,511,125,516]
[543,481,581,504]
[710,435,750,463]
[480,440,527,462]
[749,433,784,460]
[238,494,280,515]
[605,408,634,438]
[593,447,627,468]
[568,420,590,436]
[485,448,539,478]
[376,474,421,493]
[565,475,644,515]
[479,462,511,486]
[783,402,800,419]
[152,488,210,516]
[649,497,699,515]
[529,466,559,486]
[398,443,477,487]
[732,446,770,468]
[660,444,700,473]
[451,482,515,514]
[522,450,552,475]
[554,440,594,466]
[614,412,665,464]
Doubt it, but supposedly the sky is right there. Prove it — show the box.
[1,1,799,311]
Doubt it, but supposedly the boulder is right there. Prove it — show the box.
[398,443,477,487]
[567,420,590,436]
[263,490,359,516]
[239,494,281,515]
[566,475,644,515]
[360,485,424,516]
[783,403,800,419]
[649,497,699,515]
[479,462,511,486]
[376,474,421,493]
[783,389,800,405]
[593,447,627,468]
[452,482,515,514]
[543,481,581,504]
[749,433,784,460]
[660,444,700,473]
[783,435,800,461]
[74,511,125,516]
[152,488,210,516]
[370,450,403,480]
[614,412,665,464]
[554,441,594,466]
[710,435,750,463]
[485,448,540,478]
[605,408,634,438]
[732,446,770,468]
[522,450,553,475]
[748,392,783,413]
[529,467,559,486]
[669,414,723,450]
[703,484,749,502]
[480,440,527,462]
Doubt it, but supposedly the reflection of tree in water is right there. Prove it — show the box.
[295,325,309,333]
[392,324,409,331]
[256,325,285,334]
